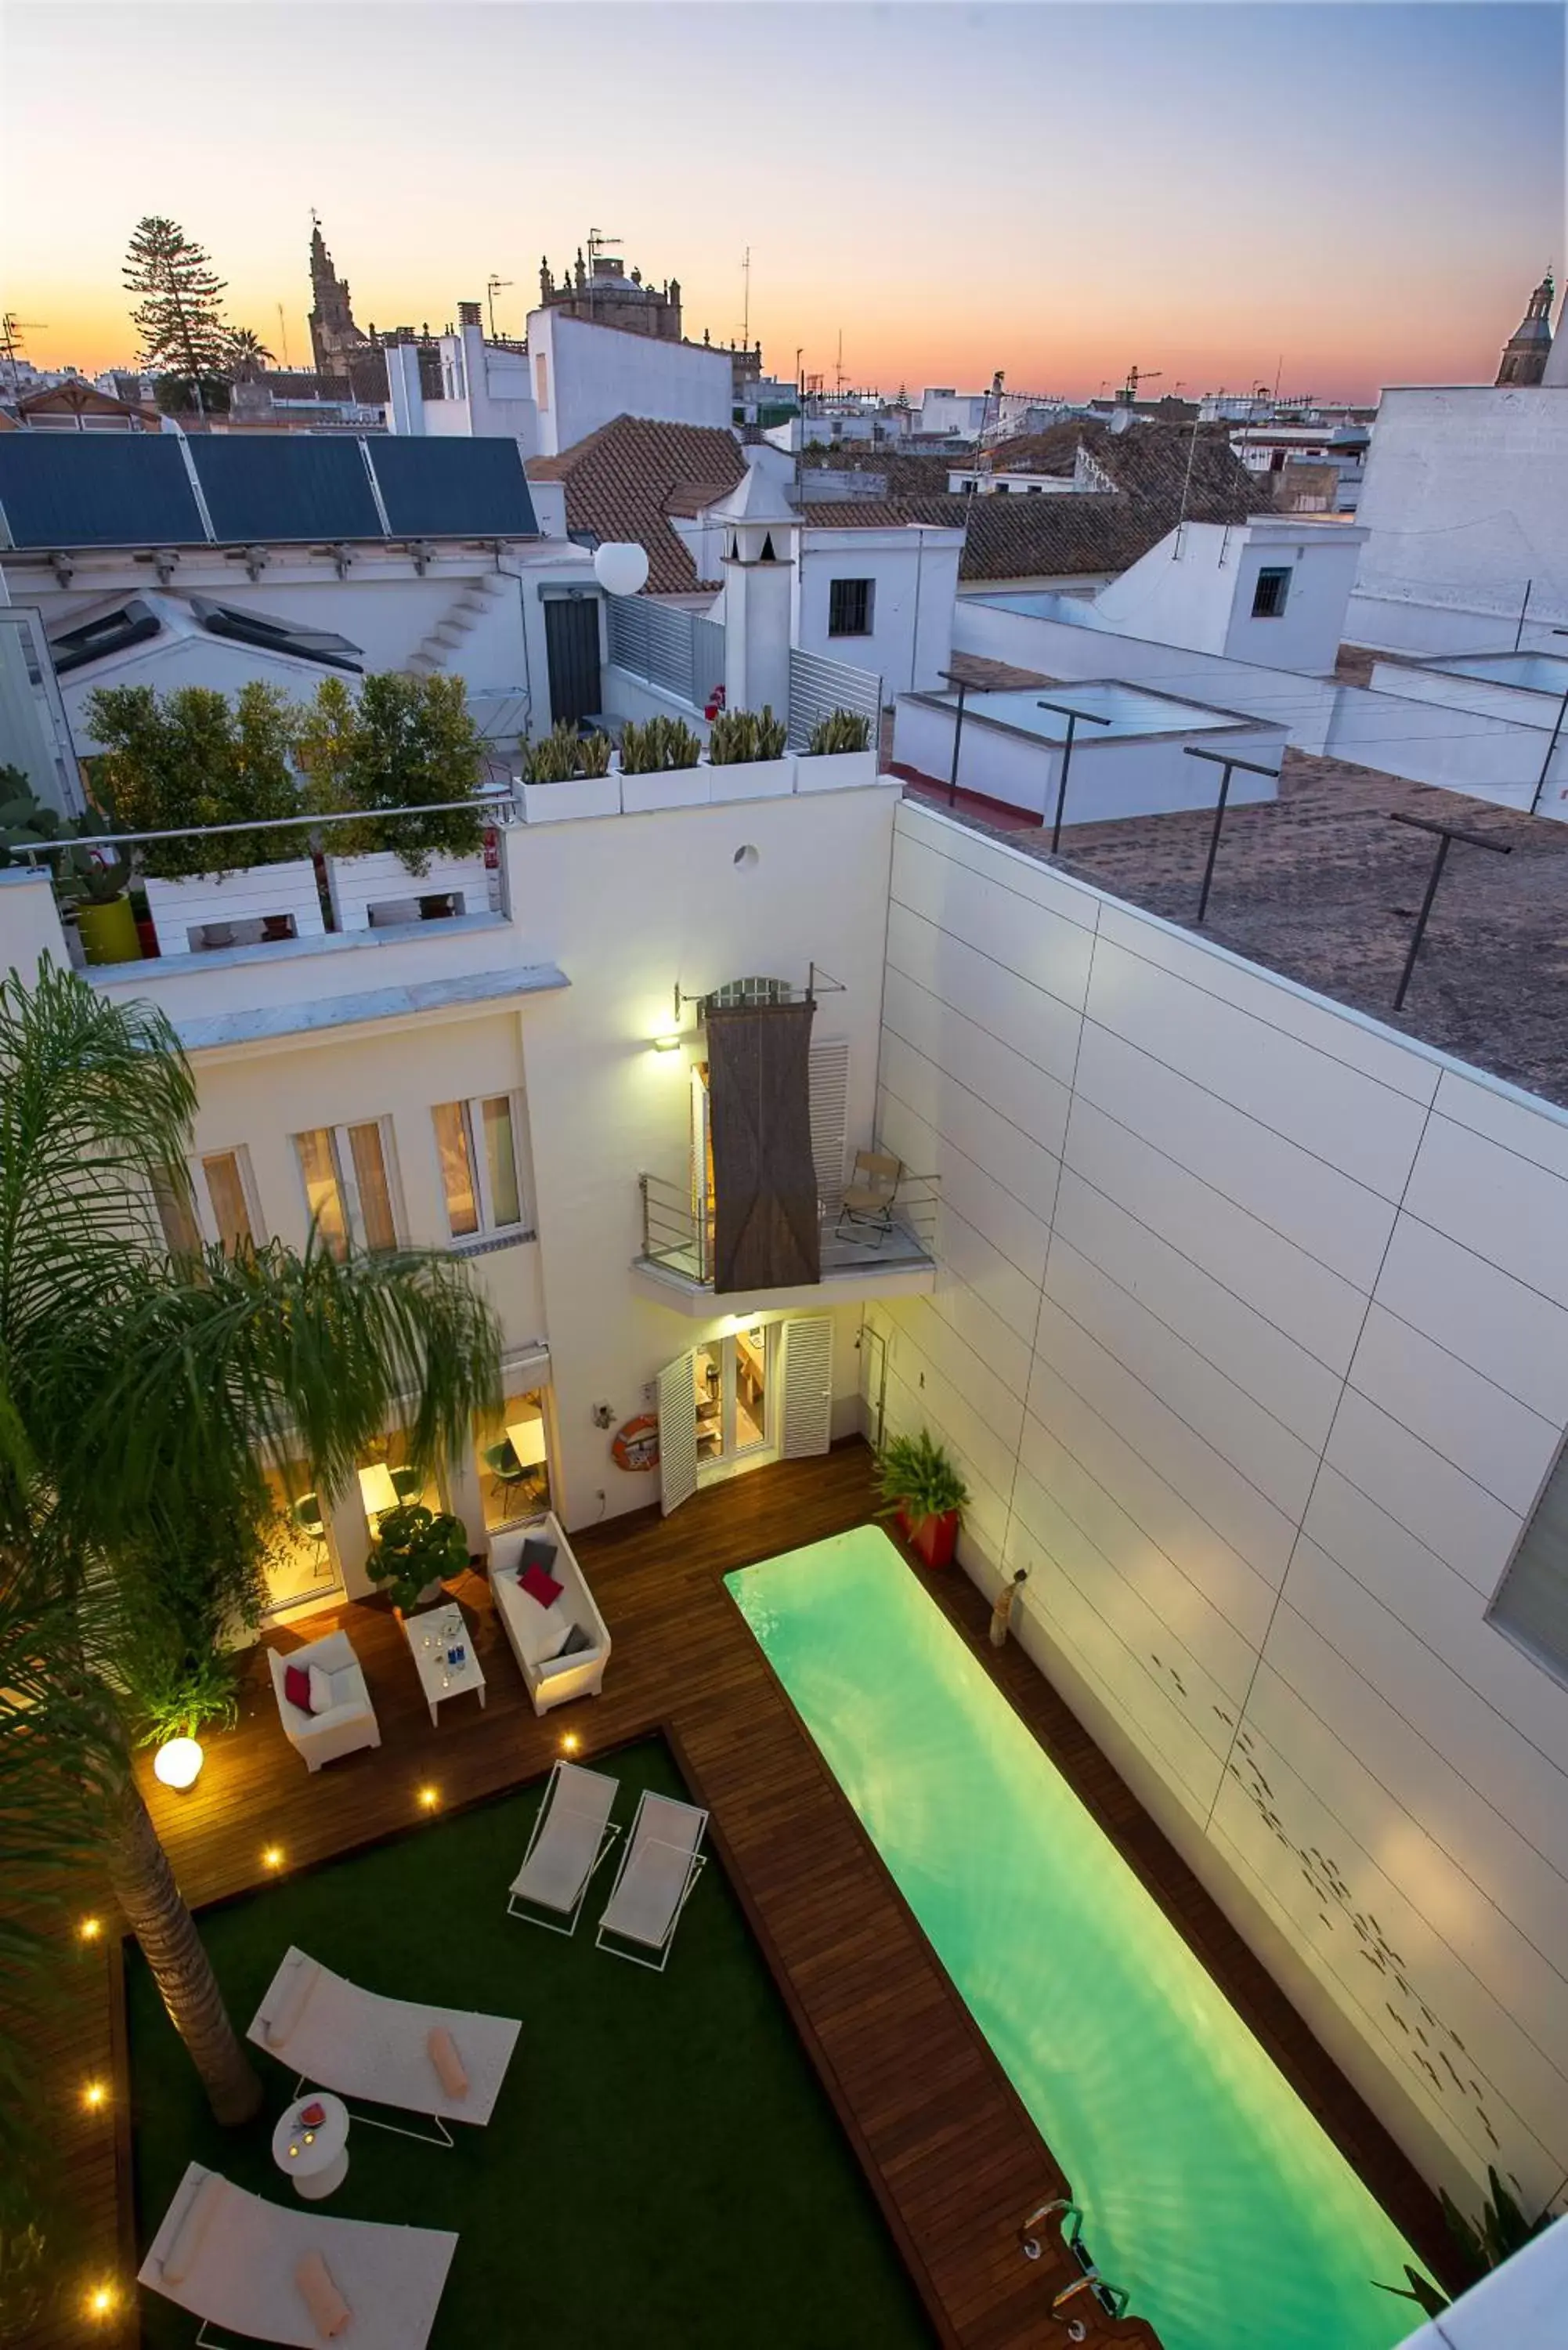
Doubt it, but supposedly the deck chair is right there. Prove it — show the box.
[835,1151,901,1248]
[247,1947,519,2149]
[139,2162,457,2350]
[595,1788,708,1972]
[507,1759,620,1935]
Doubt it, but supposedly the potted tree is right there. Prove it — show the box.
[305,673,490,929]
[798,707,876,792]
[706,704,793,799]
[85,682,320,955]
[364,1502,471,1615]
[617,714,707,812]
[876,1429,970,1569]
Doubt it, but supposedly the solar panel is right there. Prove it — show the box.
[367,438,537,540]
[0,437,204,550]
[189,436,382,544]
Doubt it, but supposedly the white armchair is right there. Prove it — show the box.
[267,1629,381,1773]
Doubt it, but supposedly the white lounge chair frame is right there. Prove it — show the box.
[595,1788,708,1972]
[247,1947,520,2151]
[506,1758,620,1936]
[139,2162,457,2350]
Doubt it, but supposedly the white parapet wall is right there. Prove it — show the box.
[865,793,1568,2226]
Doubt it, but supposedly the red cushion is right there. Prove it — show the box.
[518,1560,563,1610]
[283,1662,312,1712]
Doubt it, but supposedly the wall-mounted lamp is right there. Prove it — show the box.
[652,1034,683,1054]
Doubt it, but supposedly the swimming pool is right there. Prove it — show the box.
[1433,652,1568,695]
[927,681,1227,742]
[728,1528,1427,2350]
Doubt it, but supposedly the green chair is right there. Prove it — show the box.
[291,1493,327,1538]
[484,1439,525,1486]
[389,1466,422,1502]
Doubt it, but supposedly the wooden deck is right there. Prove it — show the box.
[49,1439,1453,2346]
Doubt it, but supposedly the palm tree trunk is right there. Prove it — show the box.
[106,1775,262,2125]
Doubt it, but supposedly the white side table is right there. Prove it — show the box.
[271,2092,350,2200]
[403,1600,487,1726]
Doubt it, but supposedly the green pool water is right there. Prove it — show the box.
[728,1527,1428,2350]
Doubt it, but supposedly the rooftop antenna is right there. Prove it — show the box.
[741,245,751,349]
[1,313,45,397]
[486,275,513,340]
[585,228,620,270]
[1172,404,1204,559]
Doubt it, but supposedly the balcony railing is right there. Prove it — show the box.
[638,1162,938,1289]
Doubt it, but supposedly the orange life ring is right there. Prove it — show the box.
[611,1414,660,1472]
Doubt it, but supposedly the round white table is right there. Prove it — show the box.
[271,2092,350,2200]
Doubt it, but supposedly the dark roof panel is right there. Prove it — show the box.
[367,437,537,538]
[189,436,382,543]
[0,436,203,549]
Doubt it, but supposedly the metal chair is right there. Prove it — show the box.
[835,1152,902,1249]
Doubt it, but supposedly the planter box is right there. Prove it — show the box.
[325,848,493,932]
[145,861,325,957]
[519,776,623,824]
[796,747,877,793]
[706,756,795,801]
[620,767,710,813]
[897,1505,959,1570]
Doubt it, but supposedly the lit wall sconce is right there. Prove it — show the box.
[652,1034,683,1054]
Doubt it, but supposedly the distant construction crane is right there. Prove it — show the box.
[1119,364,1163,403]
[486,276,513,340]
[2,313,47,396]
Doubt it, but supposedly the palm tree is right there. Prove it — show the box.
[0,960,501,2126]
[226,326,274,381]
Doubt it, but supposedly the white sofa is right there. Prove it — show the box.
[268,1629,382,1772]
[488,1514,611,1716]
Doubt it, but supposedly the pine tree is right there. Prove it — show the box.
[122,216,231,414]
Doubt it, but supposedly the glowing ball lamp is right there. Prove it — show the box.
[154,1736,204,1791]
[592,540,649,598]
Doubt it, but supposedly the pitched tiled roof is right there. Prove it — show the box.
[977,423,1081,475]
[529,415,745,592]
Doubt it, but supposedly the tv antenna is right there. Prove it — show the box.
[486,276,513,339]
[741,246,750,349]
[2,313,45,396]
[585,228,620,270]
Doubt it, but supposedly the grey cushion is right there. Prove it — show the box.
[559,1622,595,1658]
[520,1536,558,1577]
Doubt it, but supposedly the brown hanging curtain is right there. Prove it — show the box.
[705,1000,819,1293]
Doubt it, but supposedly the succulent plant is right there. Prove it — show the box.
[575,727,614,778]
[619,715,703,775]
[806,708,872,756]
[706,705,789,765]
[523,721,582,784]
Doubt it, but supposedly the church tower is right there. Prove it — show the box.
[308,217,371,377]
[1496,269,1554,387]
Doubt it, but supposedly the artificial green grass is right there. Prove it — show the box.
[126,1737,934,2348]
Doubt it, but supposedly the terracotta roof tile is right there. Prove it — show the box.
[527,415,745,593]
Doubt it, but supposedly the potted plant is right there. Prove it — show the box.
[706,704,793,799]
[305,673,490,930]
[364,1502,470,1614]
[618,714,708,812]
[799,707,876,791]
[876,1429,970,1569]
[518,719,623,823]
[85,682,321,955]
[0,778,145,967]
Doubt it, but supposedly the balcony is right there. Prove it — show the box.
[634,1165,938,1314]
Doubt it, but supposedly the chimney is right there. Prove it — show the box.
[457,301,482,329]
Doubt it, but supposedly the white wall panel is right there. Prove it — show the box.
[1404,1108,1568,1311]
[934,1198,1042,1350]
[1347,1304,1562,1513]
[1086,934,1432,1200]
[1033,1293,1300,1585]
[1324,1388,1526,1598]
[1433,1068,1568,1185]
[895,798,1098,940]
[881,965,1071,1158]
[1372,1216,1568,1424]
[880,1032,1062,1222]
[1053,1167,1343,1448]
[1062,1097,1370,1372]
[1073,1023,1397,1292]
[890,830,1096,1006]
[884,898,1083,1084]
[877,1086,1051,1286]
[1045,1233,1321,1519]
[928,1252,1033,1404]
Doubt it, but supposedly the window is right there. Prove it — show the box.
[153,1149,262,1257]
[534,352,550,410]
[1252,566,1292,619]
[474,1386,553,1531]
[1491,1448,1568,1683]
[828,577,873,637]
[294,1120,400,1256]
[433,1095,527,1240]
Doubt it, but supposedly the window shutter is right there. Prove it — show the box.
[1491,1448,1568,1677]
[656,1351,699,1517]
[809,1038,850,1220]
[779,1314,834,1459]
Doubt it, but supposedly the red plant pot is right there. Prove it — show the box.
[898,1506,959,1569]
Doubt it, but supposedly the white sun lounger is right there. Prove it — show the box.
[139,2162,457,2350]
[507,1759,620,1935]
[595,1788,708,1972]
[247,1947,520,2148]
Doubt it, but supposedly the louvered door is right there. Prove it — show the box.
[779,1313,834,1459]
[656,1350,699,1516]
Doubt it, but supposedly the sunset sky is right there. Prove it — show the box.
[5,2,1563,403]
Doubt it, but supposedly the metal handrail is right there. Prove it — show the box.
[20,789,519,862]
[1017,2196,1131,2339]
[640,1159,938,1285]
